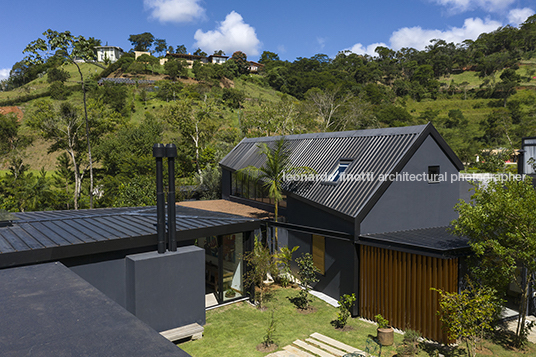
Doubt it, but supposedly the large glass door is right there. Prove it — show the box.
[197,233,244,304]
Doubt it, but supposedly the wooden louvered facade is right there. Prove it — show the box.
[359,245,459,343]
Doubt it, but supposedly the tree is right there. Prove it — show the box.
[0,113,32,180]
[230,51,250,75]
[193,48,207,57]
[452,177,536,346]
[238,139,296,250]
[306,86,353,132]
[154,38,167,56]
[175,45,187,54]
[243,239,277,309]
[46,67,70,83]
[164,97,220,174]
[433,283,500,357]
[128,32,154,51]
[23,30,99,208]
[27,101,86,209]
[289,253,320,310]
[164,58,186,80]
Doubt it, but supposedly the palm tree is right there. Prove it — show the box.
[239,137,313,251]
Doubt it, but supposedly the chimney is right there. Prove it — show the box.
[153,144,166,254]
[166,144,177,251]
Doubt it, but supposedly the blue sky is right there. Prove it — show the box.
[0,0,534,81]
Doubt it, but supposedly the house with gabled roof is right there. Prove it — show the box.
[220,123,471,342]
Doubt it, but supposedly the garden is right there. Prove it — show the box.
[179,241,536,357]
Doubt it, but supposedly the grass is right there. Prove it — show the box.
[179,286,536,357]
[180,286,403,357]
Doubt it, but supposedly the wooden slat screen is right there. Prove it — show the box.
[359,245,458,343]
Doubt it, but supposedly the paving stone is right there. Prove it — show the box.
[305,338,346,356]
[294,339,336,357]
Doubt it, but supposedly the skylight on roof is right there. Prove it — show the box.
[328,160,352,182]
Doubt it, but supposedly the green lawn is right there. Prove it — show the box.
[179,286,535,357]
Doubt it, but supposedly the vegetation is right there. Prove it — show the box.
[243,239,277,310]
[433,283,500,357]
[452,177,536,347]
[289,253,320,310]
[1,19,536,211]
[331,293,356,329]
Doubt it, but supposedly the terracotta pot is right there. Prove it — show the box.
[377,326,394,346]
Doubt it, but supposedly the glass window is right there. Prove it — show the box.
[428,165,440,183]
[222,233,244,301]
[328,160,352,182]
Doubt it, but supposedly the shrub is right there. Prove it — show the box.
[331,293,356,329]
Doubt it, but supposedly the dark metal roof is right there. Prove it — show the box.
[0,206,260,269]
[0,262,189,357]
[220,123,463,220]
[359,226,470,258]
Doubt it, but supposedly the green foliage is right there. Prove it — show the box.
[222,88,245,109]
[452,178,536,346]
[47,67,70,83]
[289,253,320,310]
[331,293,356,329]
[396,329,421,357]
[374,314,390,329]
[262,310,277,347]
[195,164,221,200]
[128,32,154,52]
[274,245,299,287]
[164,59,187,80]
[49,81,70,100]
[243,239,277,309]
[433,282,500,357]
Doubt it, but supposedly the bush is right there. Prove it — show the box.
[331,293,356,329]
[396,329,421,356]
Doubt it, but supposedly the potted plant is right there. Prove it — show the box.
[375,314,394,346]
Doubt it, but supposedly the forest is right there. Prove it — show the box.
[0,15,535,212]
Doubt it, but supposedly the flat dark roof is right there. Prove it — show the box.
[0,205,260,268]
[359,226,470,258]
[0,262,190,357]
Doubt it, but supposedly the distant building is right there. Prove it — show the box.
[95,46,124,63]
[248,61,264,73]
[207,54,229,64]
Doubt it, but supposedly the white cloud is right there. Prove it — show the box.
[347,42,388,56]
[389,17,502,50]
[508,8,535,26]
[0,69,9,81]
[317,37,327,50]
[432,0,515,13]
[194,11,261,56]
[144,0,205,23]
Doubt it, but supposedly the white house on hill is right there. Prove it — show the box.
[95,46,124,63]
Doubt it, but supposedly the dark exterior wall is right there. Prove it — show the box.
[126,246,205,332]
[287,233,355,301]
[286,196,354,234]
[286,196,356,301]
[360,135,461,234]
[222,168,232,199]
[69,257,127,307]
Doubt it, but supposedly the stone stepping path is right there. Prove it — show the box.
[266,332,366,357]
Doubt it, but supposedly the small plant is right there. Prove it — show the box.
[288,253,319,310]
[243,239,277,309]
[396,329,421,356]
[262,310,277,347]
[275,245,299,287]
[224,288,236,298]
[375,314,390,329]
[331,293,356,329]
